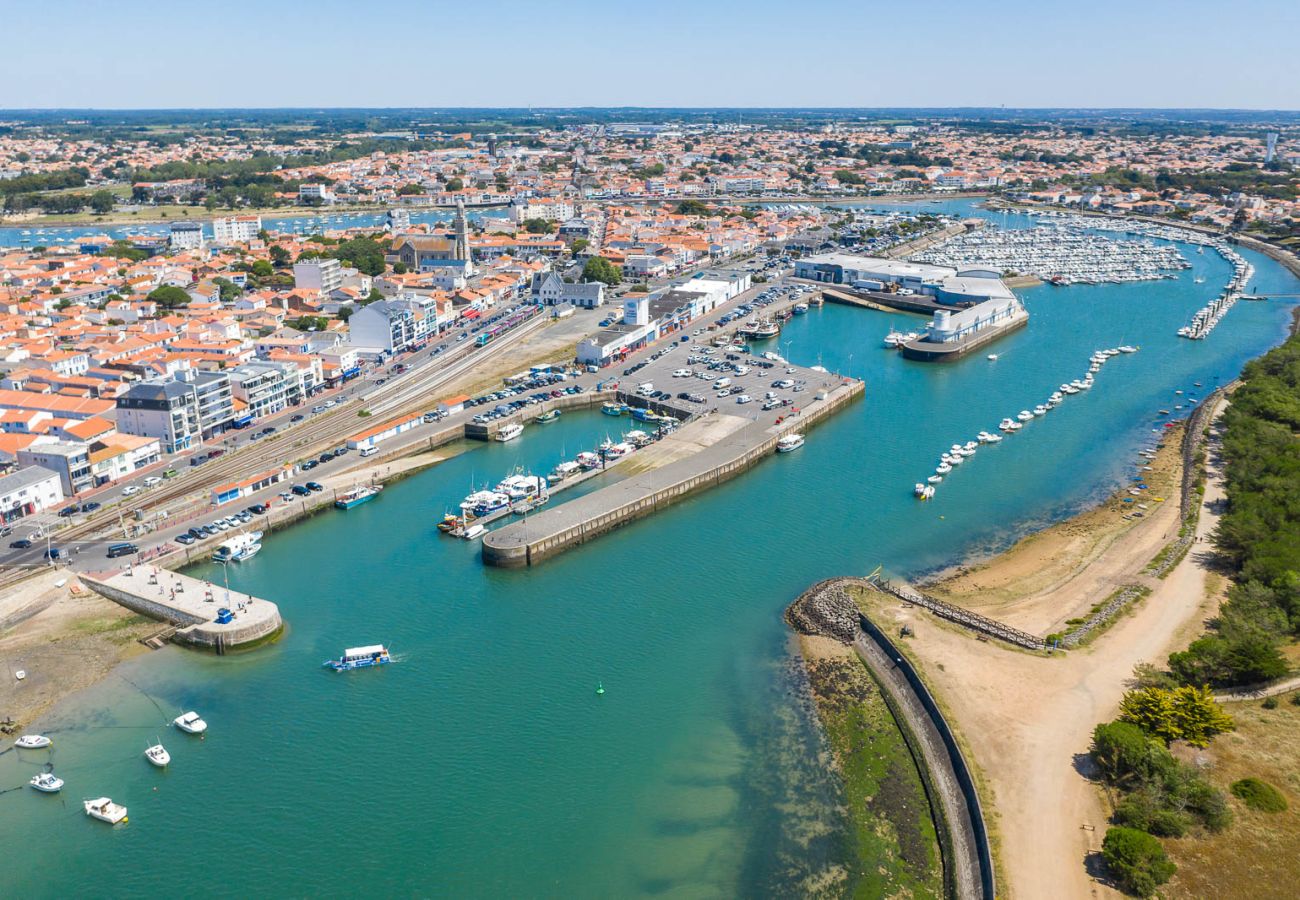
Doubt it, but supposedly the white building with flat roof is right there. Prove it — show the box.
[293,258,344,294]
[0,465,64,524]
[212,215,262,244]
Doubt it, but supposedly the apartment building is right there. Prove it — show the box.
[17,441,94,496]
[227,360,303,422]
[293,257,344,294]
[212,215,262,244]
[169,221,204,251]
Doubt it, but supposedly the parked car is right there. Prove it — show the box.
[58,505,79,517]
[80,501,101,513]
[106,542,138,559]
[306,482,324,492]
[122,485,140,496]
[175,534,197,546]
[291,485,311,496]
[10,539,33,549]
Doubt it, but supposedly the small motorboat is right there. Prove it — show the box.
[173,711,207,734]
[535,409,561,423]
[144,743,171,767]
[15,734,52,749]
[29,772,63,793]
[84,797,128,825]
[776,434,805,453]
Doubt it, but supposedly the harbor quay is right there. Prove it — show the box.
[482,376,864,567]
[79,566,282,653]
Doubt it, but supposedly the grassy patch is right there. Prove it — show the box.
[1163,691,1300,897]
[801,641,943,899]
[1230,778,1288,813]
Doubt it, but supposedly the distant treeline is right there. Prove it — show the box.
[1172,333,1300,686]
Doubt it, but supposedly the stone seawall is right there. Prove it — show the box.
[482,379,864,567]
[80,571,282,653]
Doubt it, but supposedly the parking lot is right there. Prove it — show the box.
[613,282,837,420]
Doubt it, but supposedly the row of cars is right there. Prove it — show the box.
[469,385,587,424]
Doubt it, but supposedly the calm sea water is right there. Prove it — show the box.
[3,204,1297,896]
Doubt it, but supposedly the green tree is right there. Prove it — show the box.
[833,169,865,185]
[251,259,274,278]
[569,238,590,254]
[89,190,116,214]
[1101,827,1176,897]
[269,245,291,266]
[398,183,423,195]
[392,262,408,275]
[1118,686,1235,748]
[582,256,621,287]
[444,177,464,191]
[213,277,240,302]
[521,218,554,234]
[147,285,191,309]
[675,199,712,216]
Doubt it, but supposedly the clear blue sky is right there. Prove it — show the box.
[3,0,1298,109]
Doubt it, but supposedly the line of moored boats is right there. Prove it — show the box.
[914,345,1139,500]
[11,710,209,825]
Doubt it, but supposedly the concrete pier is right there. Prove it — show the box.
[482,378,864,567]
[80,567,282,652]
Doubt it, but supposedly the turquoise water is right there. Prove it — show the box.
[3,205,1297,896]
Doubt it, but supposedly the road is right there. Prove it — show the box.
[5,263,798,576]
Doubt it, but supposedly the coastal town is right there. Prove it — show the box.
[2,100,1300,900]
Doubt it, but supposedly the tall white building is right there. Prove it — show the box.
[1265,132,1279,164]
[293,258,344,294]
[212,215,262,244]
[169,221,204,251]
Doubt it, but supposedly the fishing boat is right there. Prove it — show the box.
[495,422,524,442]
[601,441,633,460]
[792,302,809,315]
[535,409,561,423]
[212,531,262,563]
[452,522,487,540]
[496,473,547,502]
[173,711,207,734]
[14,734,52,749]
[144,743,171,767]
[29,772,63,793]
[601,402,625,417]
[624,429,652,448]
[335,484,381,510]
[323,644,391,671]
[776,434,805,453]
[460,490,509,516]
[548,461,581,484]
[738,319,780,340]
[84,797,128,825]
[576,451,602,470]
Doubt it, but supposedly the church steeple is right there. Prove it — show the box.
[453,199,472,266]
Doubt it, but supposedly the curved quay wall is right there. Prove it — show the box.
[854,606,996,900]
[482,380,865,568]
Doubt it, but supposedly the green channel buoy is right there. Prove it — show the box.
[596,681,605,695]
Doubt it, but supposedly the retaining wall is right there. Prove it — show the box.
[483,380,864,567]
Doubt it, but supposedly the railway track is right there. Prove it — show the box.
[50,313,554,543]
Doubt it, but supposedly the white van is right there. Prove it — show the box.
[359,446,378,458]
[713,377,732,389]
[636,382,655,396]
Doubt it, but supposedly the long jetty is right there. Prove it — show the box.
[482,378,865,567]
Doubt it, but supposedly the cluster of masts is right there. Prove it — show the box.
[913,221,1188,285]
[914,346,1139,500]
[1179,251,1254,340]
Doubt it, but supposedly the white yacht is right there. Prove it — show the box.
[213,531,262,563]
[495,422,524,442]
[173,711,207,734]
[144,743,171,767]
[548,461,581,484]
[14,734,52,749]
[84,797,129,825]
[776,434,805,453]
[29,772,63,793]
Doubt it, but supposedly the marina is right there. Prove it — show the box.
[3,200,1298,898]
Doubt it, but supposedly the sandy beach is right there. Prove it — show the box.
[855,404,1229,898]
[0,569,156,733]
[923,422,1185,634]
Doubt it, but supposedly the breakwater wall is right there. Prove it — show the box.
[80,570,282,653]
[482,379,864,567]
[786,578,995,900]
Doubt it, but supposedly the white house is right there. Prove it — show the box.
[0,465,64,524]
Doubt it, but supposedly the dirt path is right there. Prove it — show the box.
[865,417,1228,898]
